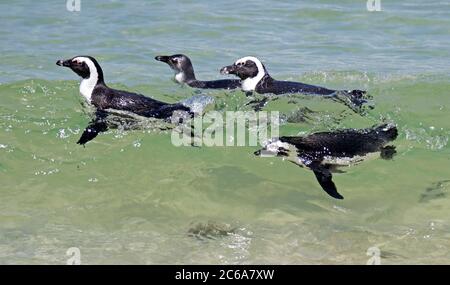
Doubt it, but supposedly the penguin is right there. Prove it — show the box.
[220,56,370,111]
[155,54,241,89]
[254,124,398,199]
[56,55,192,145]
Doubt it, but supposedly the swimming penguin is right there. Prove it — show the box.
[254,124,398,199]
[155,54,241,89]
[56,55,192,145]
[220,56,370,111]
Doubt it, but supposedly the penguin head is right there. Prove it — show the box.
[56,56,104,82]
[220,57,261,79]
[155,54,195,83]
[254,138,290,157]
[220,56,266,91]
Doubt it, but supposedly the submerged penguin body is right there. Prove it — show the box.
[255,124,398,199]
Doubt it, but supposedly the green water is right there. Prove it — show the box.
[1,1,450,264]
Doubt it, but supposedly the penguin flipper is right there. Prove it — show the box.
[77,110,109,146]
[77,121,108,145]
[332,90,373,115]
[309,164,344,200]
[380,145,397,160]
[245,97,270,111]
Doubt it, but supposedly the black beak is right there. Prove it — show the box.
[56,59,71,67]
[220,64,236,75]
[155,55,170,63]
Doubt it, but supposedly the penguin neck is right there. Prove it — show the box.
[257,73,274,88]
[175,64,196,84]
[80,69,105,103]
[242,69,270,92]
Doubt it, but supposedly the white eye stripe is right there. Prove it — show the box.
[234,56,262,67]
[72,57,94,68]
[72,57,91,65]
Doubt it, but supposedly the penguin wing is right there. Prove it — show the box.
[304,160,343,200]
[311,165,343,200]
[77,121,108,146]
[77,110,109,146]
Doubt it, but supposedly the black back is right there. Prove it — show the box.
[280,124,398,160]
[188,79,241,89]
[256,74,336,96]
[91,85,190,119]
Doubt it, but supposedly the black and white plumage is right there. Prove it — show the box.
[56,55,192,145]
[220,56,370,111]
[155,54,241,90]
[254,124,398,199]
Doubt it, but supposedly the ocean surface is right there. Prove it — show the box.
[0,0,449,264]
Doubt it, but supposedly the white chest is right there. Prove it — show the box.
[242,78,257,91]
[79,78,96,102]
[241,72,264,92]
[175,72,185,83]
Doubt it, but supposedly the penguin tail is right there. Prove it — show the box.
[374,124,398,142]
[380,145,397,160]
[345,89,372,107]
[332,89,373,115]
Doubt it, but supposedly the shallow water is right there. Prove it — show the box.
[0,1,449,264]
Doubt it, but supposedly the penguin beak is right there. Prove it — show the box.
[220,64,237,75]
[56,59,71,67]
[155,55,170,63]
